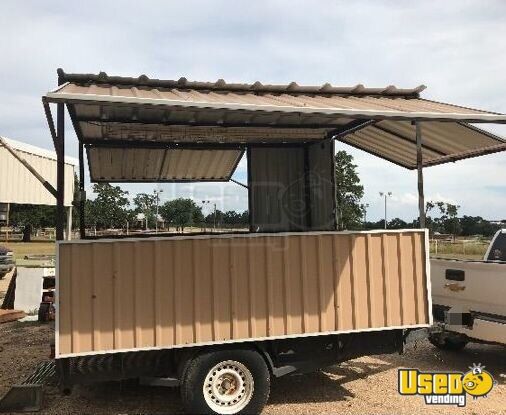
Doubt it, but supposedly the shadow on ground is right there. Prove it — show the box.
[36,340,506,413]
[381,340,506,384]
[267,359,394,404]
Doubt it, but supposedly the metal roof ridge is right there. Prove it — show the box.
[56,68,426,97]
[0,135,78,165]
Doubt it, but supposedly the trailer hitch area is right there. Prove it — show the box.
[427,323,468,344]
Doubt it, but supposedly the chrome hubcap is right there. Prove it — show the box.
[203,360,254,414]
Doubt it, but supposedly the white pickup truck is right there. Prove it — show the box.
[430,229,506,349]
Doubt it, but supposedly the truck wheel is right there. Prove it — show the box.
[181,349,270,414]
[429,334,468,351]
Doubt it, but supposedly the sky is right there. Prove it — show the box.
[1,0,505,219]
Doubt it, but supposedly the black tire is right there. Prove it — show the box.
[429,334,468,351]
[181,349,270,415]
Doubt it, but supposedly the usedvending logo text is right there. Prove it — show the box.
[398,364,496,407]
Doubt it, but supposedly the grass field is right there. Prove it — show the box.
[429,240,488,260]
[2,241,56,261]
[1,238,489,262]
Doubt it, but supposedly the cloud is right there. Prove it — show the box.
[1,0,505,219]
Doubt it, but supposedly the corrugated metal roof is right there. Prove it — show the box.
[337,121,506,169]
[47,81,505,123]
[43,71,506,178]
[1,136,78,165]
[56,69,426,97]
[87,147,242,182]
[0,137,75,205]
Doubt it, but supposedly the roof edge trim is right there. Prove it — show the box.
[44,91,506,123]
[56,69,425,97]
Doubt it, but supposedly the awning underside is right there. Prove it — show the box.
[337,120,506,169]
[87,147,243,182]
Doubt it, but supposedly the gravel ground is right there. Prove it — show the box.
[0,321,504,414]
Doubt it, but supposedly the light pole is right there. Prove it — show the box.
[213,203,217,232]
[363,203,370,227]
[153,189,163,233]
[379,192,392,229]
[201,200,210,232]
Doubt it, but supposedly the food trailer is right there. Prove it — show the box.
[43,69,506,414]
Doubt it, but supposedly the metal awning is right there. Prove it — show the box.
[335,120,506,169]
[45,77,506,123]
[42,70,506,182]
[87,147,243,182]
[42,70,506,240]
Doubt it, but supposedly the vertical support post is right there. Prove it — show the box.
[246,147,254,232]
[415,121,426,229]
[66,206,73,240]
[56,102,65,240]
[303,145,312,231]
[329,137,338,230]
[78,141,86,239]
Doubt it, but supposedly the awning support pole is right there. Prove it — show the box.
[79,141,86,239]
[56,74,65,241]
[66,206,73,241]
[303,145,312,230]
[415,121,426,228]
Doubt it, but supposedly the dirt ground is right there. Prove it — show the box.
[0,321,504,414]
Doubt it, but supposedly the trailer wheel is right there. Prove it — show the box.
[181,349,270,414]
[429,333,468,351]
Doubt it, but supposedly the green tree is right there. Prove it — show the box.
[205,209,224,229]
[460,216,500,237]
[133,193,157,229]
[426,201,461,237]
[335,150,364,230]
[160,198,203,232]
[239,211,249,225]
[388,217,409,229]
[86,183,131,229]
[443,203,461,236]
[9,204,56,229]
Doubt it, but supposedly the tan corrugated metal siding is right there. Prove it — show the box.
[57,230,430,357]
[0,139,75,206]
[339,120,506,169]
[87,147,242,181]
